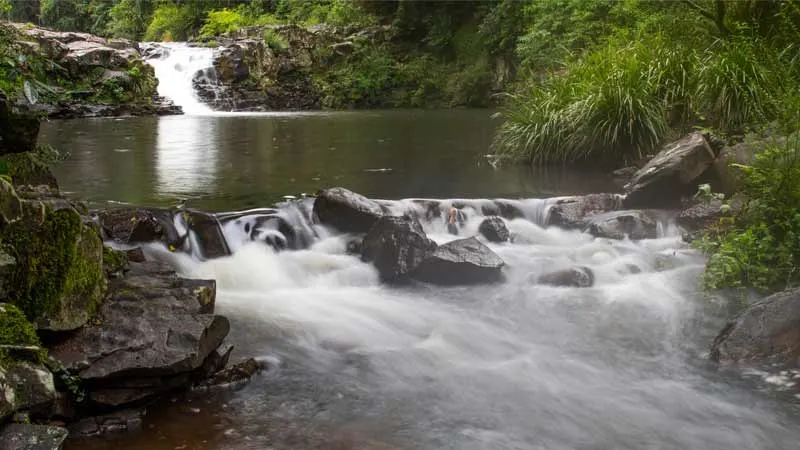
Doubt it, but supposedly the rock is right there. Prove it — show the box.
[538,267,595,288]
[0,366,14,420]
[102,246,129,279]
[624,132,716,208]
[68,409,144,437]
[676,198,741,232]
[0,93,40,155]
[314,187,385,234]
[546,194,622,229]
[478,216,510,243]
[182,210,230,258]
[0,424,68,450]
[361,215,437,282]
[345,238,362,255]
[96,207,180,247]
[194,358,262,391]
[585,210,660,240]
[0,179,22,225]
[411,237,505,285]
[0,152,59,191]
[49,260,228,406]
[710,288,800,367]
[611,166,638,187]
[3,202,105,331]
[0,251,16,300]
[5,362,57,416]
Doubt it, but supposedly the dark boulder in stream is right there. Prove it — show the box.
[411,237,505,285]
[538,266,595,288]
[546,194,622,230]
[478,216,510,243]
[585,210,661,240]
[361,215,436,282]
[711,288,800,367]
[314,187,385,233]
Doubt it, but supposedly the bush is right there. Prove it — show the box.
[145,3,192,42]
[200,8,247,37]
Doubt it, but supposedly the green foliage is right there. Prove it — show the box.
[262,28,287,52]
[200,8,247,37]
[0,303,42,364]
[145,2,190,41]
[107,0,155,40]
[39,0,91,32]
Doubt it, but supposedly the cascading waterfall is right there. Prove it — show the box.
[144,43,216,115]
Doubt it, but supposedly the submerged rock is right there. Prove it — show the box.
[585,210,660,240]
[69,409,144,437]
[0,423,68,450]
[546,194,622,230]
[710,288,800,367]
[314,187,384,233]
[361,215,436,282]
[538,267,595,288]
[624,132,716,209]
[478,216,509,243]
[411,237,505,285]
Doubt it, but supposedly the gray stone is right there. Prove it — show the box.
[0,424,68,450]
[547,194,622,230]
[314,187,384,233]
[5,363,57,415]
[362,215,436,282]
[478,216,510,243]
[538,267,595,288]
[412,237,505,285]
[0,93,40,155]
[711,288,800,367]
[68,409,144,437]
[585,210,660,240]
[624,132,716,208]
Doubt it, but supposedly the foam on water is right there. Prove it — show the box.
[137,199,800,450]
[145,43,215,115]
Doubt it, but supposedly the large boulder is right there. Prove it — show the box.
[314,187,384,234]
[624,132,716,209]
[546,194,622,229]
[0,94,40,155]
[361,215,436,282]
[49,260,228,408]
[585,210,660,240]
[411,237,505,285]
[4,362,57,416]
[3,201,105,331]
[0,152,59,191]
[478,216,510,243]
[0,424,68,450]
[710,288,800,366]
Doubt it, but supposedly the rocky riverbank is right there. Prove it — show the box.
[0,23,180,120]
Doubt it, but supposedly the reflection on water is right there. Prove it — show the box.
[39,110,619,211]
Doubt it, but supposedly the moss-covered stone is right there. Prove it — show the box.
[2,202,106,331]
[0,152,58,190]
[0,91,40,155]
[102,245,128,279]
[0,178,22,226]
[0,303,39,348]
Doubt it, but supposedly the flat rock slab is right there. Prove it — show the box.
[49,260,228,382]
[314,187,385,233]
[0,424,68,450]
[412,237,505,285]
[546,194,622,229]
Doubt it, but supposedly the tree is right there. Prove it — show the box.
[39,0,91,31]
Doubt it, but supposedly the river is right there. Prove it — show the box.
[36,44,800,450]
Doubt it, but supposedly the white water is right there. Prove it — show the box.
[141,201,800,450]
[145,43,215,115]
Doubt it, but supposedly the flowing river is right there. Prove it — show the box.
[36,44,800,450]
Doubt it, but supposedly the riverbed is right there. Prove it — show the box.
[40,110,800,450]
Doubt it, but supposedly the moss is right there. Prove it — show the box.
[0,179,21,225]
[2,204,105,328]
[0,303,43,364]
[102,245,128,278]
[0,152,58,190]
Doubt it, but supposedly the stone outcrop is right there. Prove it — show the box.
[361,215,436,282]
[314,187,385,234]
[411,237,505,285]
[711,288,800,367]
[623,132,717,209]
[3,23,179,119]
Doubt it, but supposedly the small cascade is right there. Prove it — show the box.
[144,43,217,115]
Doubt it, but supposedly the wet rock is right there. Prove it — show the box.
[0,423,68,450]
[5,362,57,416]
[585,210,659,240]
[345,238,363,255]
[96,207,183,248]
[478,216,510,243]
[711,288,800,367]
[412,237,505,285]
[125,247,147,263]
[0,250,15,300]
[183,210,230,258]
[315,187,385,234]
[624,132,716,208]
[362,215,437,282]
[538,267,595,288]
[195,358,262,391]
[547,194,622,230]
[0,93,40,155]
[68,409,144,437]
[612,166,638,187]
[676,198,739,233]
[49,260,228,407]
[0,179,22,225]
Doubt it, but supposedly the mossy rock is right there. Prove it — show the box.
[102,245,129,279]
[2,201,106,331]
[0,152,58,191]
[0,303,40,348]
[0,92,40,155]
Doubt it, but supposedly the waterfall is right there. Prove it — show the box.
[144,43,215,115]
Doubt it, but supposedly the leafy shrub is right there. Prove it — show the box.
[145,3,192,42]
[200,8,247,37]
[263,28,287,52]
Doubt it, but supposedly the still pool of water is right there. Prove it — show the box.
[40,110,618,210]
[37,111,800,450]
